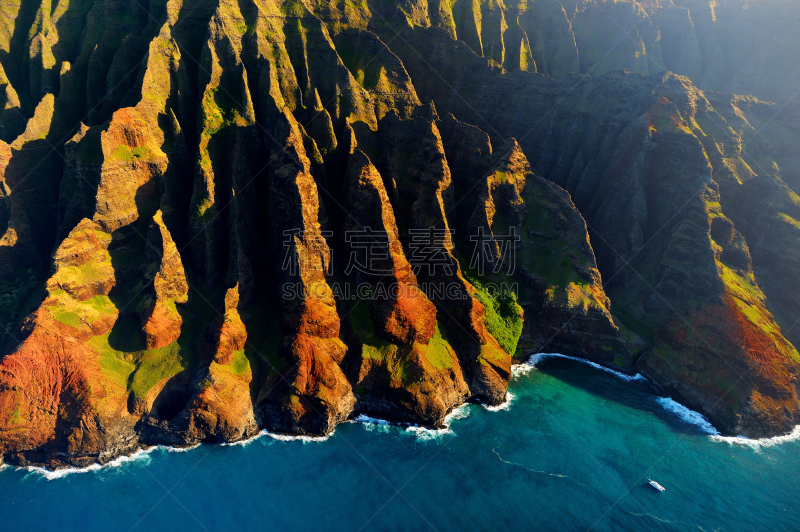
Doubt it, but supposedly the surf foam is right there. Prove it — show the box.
[511,363,536,378]
[710,425,800,450]
[525,353,647,382]
[23,447,155,481]
[162,444,201,453]
[480,392,515,412]
[221,432,269,447]
[264,430,332,443]
[656,397,719,435]
[352,404,472,441]
[354,415,394,435]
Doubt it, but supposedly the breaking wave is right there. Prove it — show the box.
[523,353,647,382]
[23,447,155,481]
[479,392,515,412]
[264,431,332,443]
[656,397,719,435]
[710,425,800,450]
[353,403,473,441]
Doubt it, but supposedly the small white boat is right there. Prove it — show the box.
[648,480,666,492]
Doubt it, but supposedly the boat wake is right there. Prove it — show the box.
[628,512,680,525]
[491,448,585,486]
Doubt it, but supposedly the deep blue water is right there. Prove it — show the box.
[2,355,800,531]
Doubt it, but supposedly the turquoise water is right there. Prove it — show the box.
[2,355,800,531]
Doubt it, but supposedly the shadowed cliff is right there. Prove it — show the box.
[0,0,799,468]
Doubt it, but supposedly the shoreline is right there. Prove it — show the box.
[6,352,800,478]
[516,353,800,445]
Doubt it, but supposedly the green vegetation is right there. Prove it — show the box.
[50,292,117,329]
[86,315,191,403]
[466,275,524,355]
[9,405,22,424]
[110,145,151,162]
[422,324,455,369]
[52,307,81,328]
[350,300,417,385]
[350,301,398,361]
[88,332,137,390]
[57,258,111,284]
[714,260,797,353]
[516,182,591,290]
[718,263,763,304]
[129,341,185,401]
[333,31,388,92]
[216,349,251,377]
[778,212,800,231]
[192,197,215,221]
[201,87,242,137]
[653,341,678,362]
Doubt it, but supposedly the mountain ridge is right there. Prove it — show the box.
[0,0,798,468]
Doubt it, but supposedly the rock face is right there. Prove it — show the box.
[263,109,356,436]
[141,210,189,350]
[0,0,799,467]
[342,149,469,426]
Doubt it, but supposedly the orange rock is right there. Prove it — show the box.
[0,311,135,466]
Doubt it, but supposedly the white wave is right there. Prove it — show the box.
[221,432,268,447]
[351,404,471,441]
[656,397,719,435]
[710,425,800,450]
[353,414,394,434]
[524,353,647,383]
[23,447,155,481]
[511,363,535,378]
[481,391,515,412]
[264,430,332,443]
[354,414,391,426]
[162,444,201,453]
[405,425,452,441]
[403,404,472,441]
[444,403,471,424]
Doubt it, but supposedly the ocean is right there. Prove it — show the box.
[2,354,799,531]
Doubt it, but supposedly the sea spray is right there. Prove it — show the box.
[221,432,270,447]
[5,355,800,531]
[23,447,156,481]
[710,425,800,450]
[163,444,201,453]
[511,363,536,378]
[480,392,515,412]
[407,403,472,442]
[655,397,719,435]
[522,353,733,437]
[353,404,473,442]
[524,353,647,382]
[264,431,333,443]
